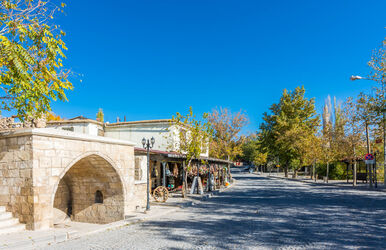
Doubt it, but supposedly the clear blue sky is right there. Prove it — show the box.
[51,0,386,133]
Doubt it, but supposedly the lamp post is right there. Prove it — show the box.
[142,137,155,211]
[350,75,385,187]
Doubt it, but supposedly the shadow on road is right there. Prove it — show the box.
[140,172,386,249]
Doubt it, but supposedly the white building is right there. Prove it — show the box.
[46,117,209,157]
[104,119,176,151]
[46,116,104,136]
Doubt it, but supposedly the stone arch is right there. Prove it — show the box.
[52,152,125,224]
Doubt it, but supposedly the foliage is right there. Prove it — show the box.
[0,0,72,120]
[240,134,267,166]
[207,107,248,161]
[342,97,367,163]
[171,106,212,169]
[46,111,61,121]
[96,108,104,122]
[316,162,346,180]
[259,86,319,177]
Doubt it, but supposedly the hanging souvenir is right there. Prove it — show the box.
[173,163,178,177]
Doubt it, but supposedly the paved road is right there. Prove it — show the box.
[46,170,386,249]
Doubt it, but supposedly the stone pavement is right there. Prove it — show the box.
[0,184,234,249]
[0,204,180,249]
[43,171,386,249]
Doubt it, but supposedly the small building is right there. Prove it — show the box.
[47,118,209,157]
[104,119,209,157]
[46,116,104,136]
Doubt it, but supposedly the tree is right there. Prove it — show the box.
[171,107,212,197]
[207,107,248,161]
[0,0,72,121]
[320,100,334,183]
[240,134,267,166]
[368,37,386,184]
[96,108,104,122]
[46,111,62,121]
[343,97,366,185]
[259,86,319,178]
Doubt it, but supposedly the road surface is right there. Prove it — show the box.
[46,170,386,249]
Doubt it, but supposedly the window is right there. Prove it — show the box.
[62,127,74,132]
[95,190,103,203]
[135,158,143,181]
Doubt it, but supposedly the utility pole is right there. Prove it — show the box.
[365,122,373,187]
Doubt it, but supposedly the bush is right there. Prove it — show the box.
[316,162,347,180]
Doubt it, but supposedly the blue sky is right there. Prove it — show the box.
[51,0,385,133]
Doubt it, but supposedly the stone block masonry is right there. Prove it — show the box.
[0,128,145,230]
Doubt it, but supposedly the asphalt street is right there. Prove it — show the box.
[46,169,386,249]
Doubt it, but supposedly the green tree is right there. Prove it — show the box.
[240,134,267,166]
[0,0,72,121]
[171,107,212,197]
[259,86,319,178]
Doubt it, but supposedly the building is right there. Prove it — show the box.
[0,116,231,232]
[46,116,104,136]
[0,127,145,232]
[47,118,209,157]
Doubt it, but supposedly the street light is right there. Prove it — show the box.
[142,137,155,211]
[350,75,367,81]
[350,75,386,187]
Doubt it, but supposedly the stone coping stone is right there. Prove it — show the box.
[0,128,136,146]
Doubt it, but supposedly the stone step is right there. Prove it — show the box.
[0,223,25,235]
[0,217,19,228]
[0,206,5,213]
[0,212,12,220]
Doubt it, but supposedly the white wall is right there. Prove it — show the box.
[46,122,103,136]
[47,121,209,156]
[105,123,177,151]
[105,122,209,157]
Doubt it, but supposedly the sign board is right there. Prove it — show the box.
[364,153,375,164]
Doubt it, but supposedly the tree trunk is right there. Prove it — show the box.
[353,161,357,187]
[346,163,349,183]
[311,162,315,180]
[365,121,374,188]
[353,146,357,187]
[182,161,187,198]
[326,162,329,183]
[293,169,298,178]
[365,121,371,154]
[284,166,288,178]
[369,163,373,188]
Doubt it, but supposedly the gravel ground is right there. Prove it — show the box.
[45,170,386,250]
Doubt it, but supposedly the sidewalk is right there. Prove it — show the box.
[256,172,386,192]
[0,182,236,249]
[0,205,178,250]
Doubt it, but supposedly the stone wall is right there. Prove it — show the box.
[133,183,147,210]
[0,135,34,226]
[54,155,124,224]
[0,128,141,230]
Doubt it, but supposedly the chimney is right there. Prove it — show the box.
[124,116,126,122]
